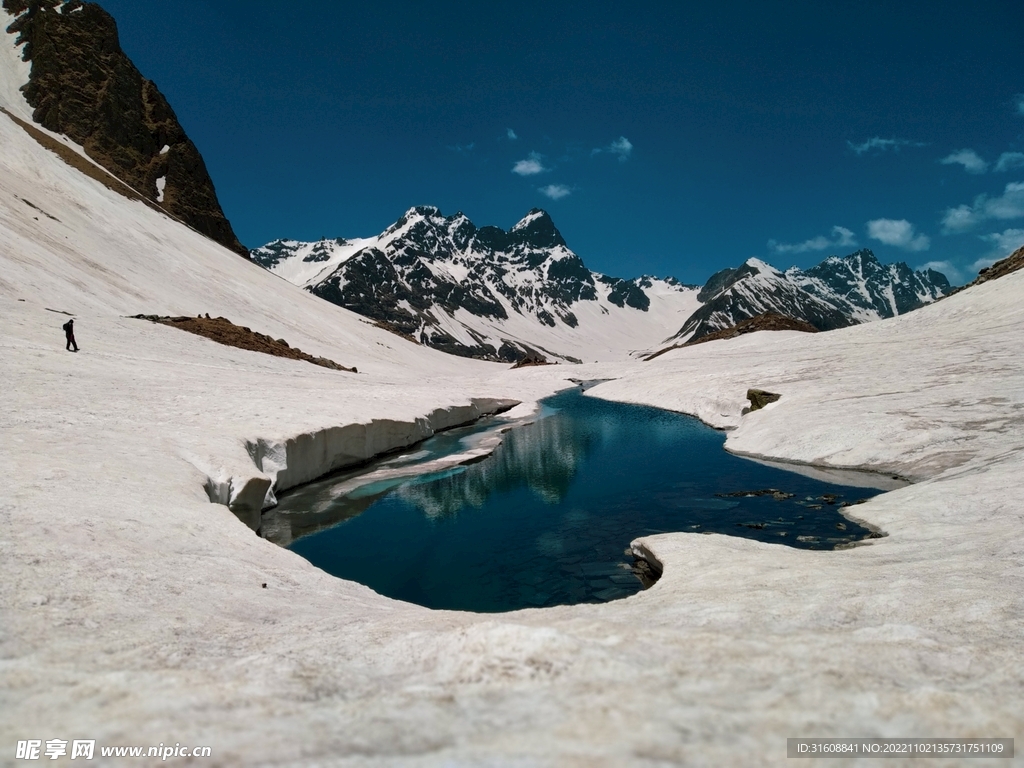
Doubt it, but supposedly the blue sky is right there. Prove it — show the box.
[98,0,1024,284]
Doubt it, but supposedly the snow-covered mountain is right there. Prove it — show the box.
[254,207,701,363]
[257,211,951,361]
[667,250,950,345]
[788,249,951,323]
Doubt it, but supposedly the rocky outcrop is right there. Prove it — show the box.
[746,389,781,411]
[3,0,248,256]
[643,313,819,360]
[131,314,357,372]
[687,312,818,346]
[645,313,818,360]
[953,243,1024,293]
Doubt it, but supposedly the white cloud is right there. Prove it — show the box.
[940,149,988,174]
[593,136,634,161]
[979,228,1024,257]
[832,226,857,247]
[941,204,979,233]
[512,151,546,176]
[447,142,475,153]
[916,260,962,284]
[539,184,571,200]
[768,225,857,254]
[866,218,931,251]
[942,182,1024,233]
[1014,94,1024,116]
[608,136,633,161]
[847,137,924,155]
[995,152,1024,172]
[970,257,998,274]
[506,128,518,140]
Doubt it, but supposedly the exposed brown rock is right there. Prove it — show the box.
[510,349,552,369]
[950,243,1024,294]
[4,0,248,256]
[645,312,818,360]
[131,315,356,372]
[746,389,781,411]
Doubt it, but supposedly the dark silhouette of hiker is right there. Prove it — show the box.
[63,318,78,352]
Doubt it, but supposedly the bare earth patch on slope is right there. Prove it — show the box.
[1,106,153,207]
[645,312,818,360]
[131,315,356,372]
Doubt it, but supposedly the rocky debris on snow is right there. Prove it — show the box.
[689,312,819,345]
[1,104,159,209]
[644,312,818,359]
[510,350,552,369]
[950,243,1024,294]
[746,388,781,411]
[131,314,356,372]
[3,0,248,256]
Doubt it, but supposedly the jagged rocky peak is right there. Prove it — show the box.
[791,248,950,320]
[382,206,479,253]
[2,0,248,256]
[510,209,566,249]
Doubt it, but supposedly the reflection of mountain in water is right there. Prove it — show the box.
[399,408,600,519]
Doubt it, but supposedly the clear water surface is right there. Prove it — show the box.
[266,387,885,613]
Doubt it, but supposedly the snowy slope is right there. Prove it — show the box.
[0,106,492,376]
[254,207,701,363]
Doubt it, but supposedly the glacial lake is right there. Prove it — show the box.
[263,387,886,613]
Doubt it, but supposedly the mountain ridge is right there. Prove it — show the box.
[2,0,248,256]
[254,207,700,363]
[256,210,951,363]
[667,250,950,346]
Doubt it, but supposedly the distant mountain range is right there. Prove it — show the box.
[670,251,951,347]
[254,207,701,363]
[255,210,951,362]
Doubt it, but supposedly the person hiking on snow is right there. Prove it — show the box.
[63,318,78,352]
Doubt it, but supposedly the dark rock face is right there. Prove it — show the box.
[746,389,781,411]
[598,275,651,310]
[3,0,248,256]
